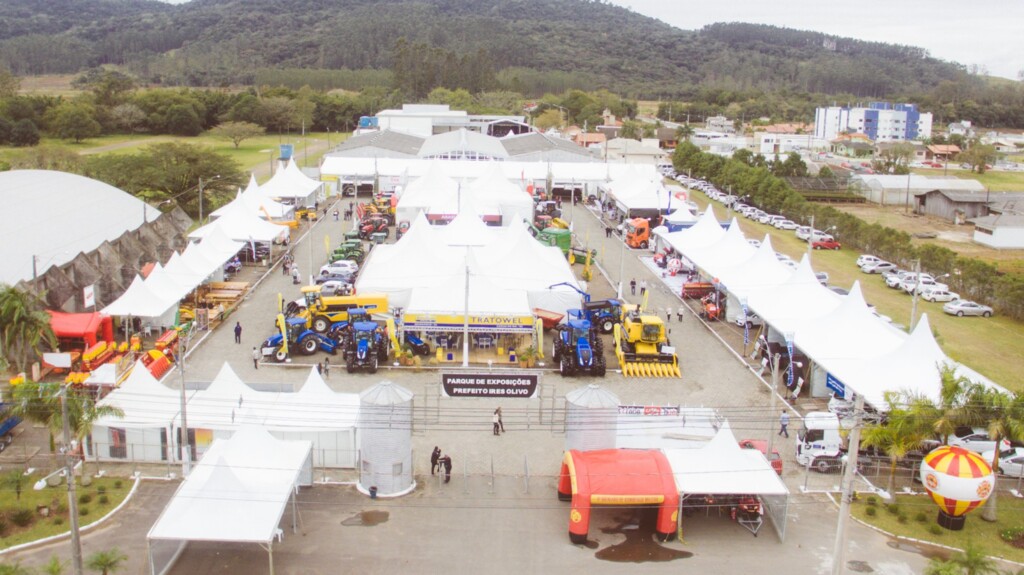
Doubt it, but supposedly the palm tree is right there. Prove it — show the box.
[861,393,931,497]
[925,541,1001,575]
[675,124,694,143]
[43,556,66,575]
[86,548,127,575]
[968,387,1024,522]
[10,382,123,458]
[0,284,57,373]
[932,365,983,444]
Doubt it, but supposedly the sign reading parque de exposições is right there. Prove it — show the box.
[441,372,540,398]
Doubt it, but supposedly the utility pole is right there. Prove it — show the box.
[198,177,204,224]
[61,390,84,575]
[178,336,192,475]
[832,394,865,575]
[909,259,921,330]
[806,215,814,261]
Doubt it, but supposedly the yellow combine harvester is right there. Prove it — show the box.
[613,292,679,377]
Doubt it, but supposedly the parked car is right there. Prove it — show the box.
[884,270,914,289]
[814,271,829,286]
[319,260,359,276]
[812,238,841,250]
[921,288,960,302]
[739,439,783,475]
[747,239,761,248]
[862,261,897,274]
[758,213,777,225]
[980,447,1024,477]
[318,280,353,297]
[828,286,849,296]
[748,209,766,221]
[943,300,993,317]
[795,226,813,240]
[315,271,355,285]
[774,219,798,230]
[949,427,1010,454]
[734,310,763,328]
[901,276,948,294]
[856,255,882,268]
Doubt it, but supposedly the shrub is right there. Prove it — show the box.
[98,495,109,505]
[11,509,34,527]
[897,513,909,524]
[78,494,92,505]
[929,524,943,536]
[886,503,900,515]
[0,517,7,535]
[865,506,877,517]
[52,517,64,526]
[97,486,107,495]
[56,501,68,514]
[866,496,877,506]
[114,480,123,489]
[915,512,928,523]
[79,507,89,517]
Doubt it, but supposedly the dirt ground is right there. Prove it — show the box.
[836,204,1024,274]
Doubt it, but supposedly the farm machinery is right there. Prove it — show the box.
[342,321,389,373]
[551,318,606,377]
[261,314,340,362]
[613,299,679,377]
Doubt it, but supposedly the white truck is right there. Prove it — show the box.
[795,411,850,473]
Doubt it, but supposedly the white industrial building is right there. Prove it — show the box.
[756,133,830,155]
[970,214,1024,249]
[814,102,932,142]
[374,104,530,138]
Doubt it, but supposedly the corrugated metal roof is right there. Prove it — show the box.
[0,170,162,285]
[500,132,590,157]
[418,128,509,159]
[969,214,1024,229]
[331,130,424,156]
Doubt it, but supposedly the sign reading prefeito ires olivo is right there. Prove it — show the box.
[441,373,540,398]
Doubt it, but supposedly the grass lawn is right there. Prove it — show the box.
[0,476,131,549]
[686,189,1024,392]
[851,494,1024,563]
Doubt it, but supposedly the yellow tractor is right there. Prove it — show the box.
[613,313,680,377]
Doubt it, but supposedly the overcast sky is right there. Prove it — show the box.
[607,0,1024,80]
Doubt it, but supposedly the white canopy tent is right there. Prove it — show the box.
[745,257,842,336]
[655,207,727,254]
[100,275,178,324]
[147,426,312,575]
[683,218,756,280]
[188,210,289,244]
[715,237,792,301]
[258,159,322,206]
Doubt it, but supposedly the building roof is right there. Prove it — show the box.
[762,122,813,134]
[605,138,664,156]
[914,189,993,203]
[500,132,589,158]
[418,128,509,160]
[928,144,962,155]
[331,130,425,156]
[575,132,607,145]
[969,214,1024,230]
[0,170,162,285]
[875,142,927,152]
[838,141,875,151]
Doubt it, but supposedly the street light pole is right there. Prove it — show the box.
[61,389,85,575]
[462,262,470,368]
[178,333,192,475]
[909,259,921,330]
[198,177,204,224]
[832,394,865,575]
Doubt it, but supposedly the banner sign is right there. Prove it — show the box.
[741,301,749,347]
[441,372,539,398]
[786,338,795,387]
[83,285,95,308]
[617,405,681,416]
[826,373,846,398]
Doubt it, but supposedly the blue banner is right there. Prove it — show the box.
[741,302,749,347]
[786,338,794,387]
[826,373,846,398]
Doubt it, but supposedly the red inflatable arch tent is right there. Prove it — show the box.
[558,449,679,543]
[48,311,114,349]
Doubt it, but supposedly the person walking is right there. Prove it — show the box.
[497,407,504,433]
[234,321,242,344]
[640,279,648,297]
[492,409,501,436]
[778,410,790,438]
[630,278,637,296]
[323,357,330,379]
[291,265,301,285]
[441,455,453,483]
[431,446,441,475]
[333,209,339,221]
[316,361,323,375]
[665,307,672,323]
[605,225,612,238]
[677,307,685,322]
[252,346,260,370]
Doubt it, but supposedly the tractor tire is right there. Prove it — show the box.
[560,356,574,377]
[600,319,615,334]
[273,347,288,363]
[368,353,378,374]
[313,316,331,333]
[346,358,355,373]
[299,334,319,355]
[593,357,606,377]
[551,342,561,363]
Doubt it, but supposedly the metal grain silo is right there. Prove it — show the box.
[565,384,619,452]
[358,380,415,497]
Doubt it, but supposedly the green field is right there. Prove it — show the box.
[690,192,1024,392]
[0,476,131,549]
[910,167,1024,192]
[851,494,1024,563]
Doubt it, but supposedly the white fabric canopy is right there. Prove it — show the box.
[746,257,842,335]
[665,423,788,495]
[406,274,532,317]
[97,361,180,427]
[189,210,288,243]
[259,159,321,204]
[101,275,178,319]
[715,237,793,299]
[657,207,725,252]
[684,218,756,278]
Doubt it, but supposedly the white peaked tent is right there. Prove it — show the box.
[395,163,461,223]
[684,218,755,278]
[101,275,178,322]
[98,361,180,427]
[746,256,841,335]
[406,274,532,320]
[468,164,533,223]
[716,237,792,299]
[144,263,192,304]
[163,251,209,288]
[259,158,322,205]
[794,282,907,386]
[205,363,262,401]
[239,174,292,219]
[430,188,501,223]
[663,208,698,227]
[188,209,289,243]
[657,206,725,254]
[441,209,493,246]
[146,426,313,575]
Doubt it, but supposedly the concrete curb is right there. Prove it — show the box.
[825,492,1024,568]
[0,475,143,556]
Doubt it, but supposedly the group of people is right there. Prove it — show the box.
[281,253,300,284]
[629,278,648,297]
[492,408,504,436]
[430,446,453,483]
[316,358,331,378]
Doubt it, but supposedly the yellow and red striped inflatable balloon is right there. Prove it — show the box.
[919,446,994,517]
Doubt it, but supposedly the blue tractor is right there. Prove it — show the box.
[581,298,624,334]
[551,318,606,377]
[262,315,340,362]
[343,321,388,373]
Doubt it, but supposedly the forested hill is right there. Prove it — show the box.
[0,0,968,97]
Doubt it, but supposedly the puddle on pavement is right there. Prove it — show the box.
[341,510,389,527]
[847,560,874,573]
[886,539,949,561]
[593,509,693,563]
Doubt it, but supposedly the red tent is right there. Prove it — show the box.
[48,311,114,348]
[558,449,679,543]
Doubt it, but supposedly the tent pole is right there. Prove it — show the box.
[268,543,274,575]
[291,489,297,533]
